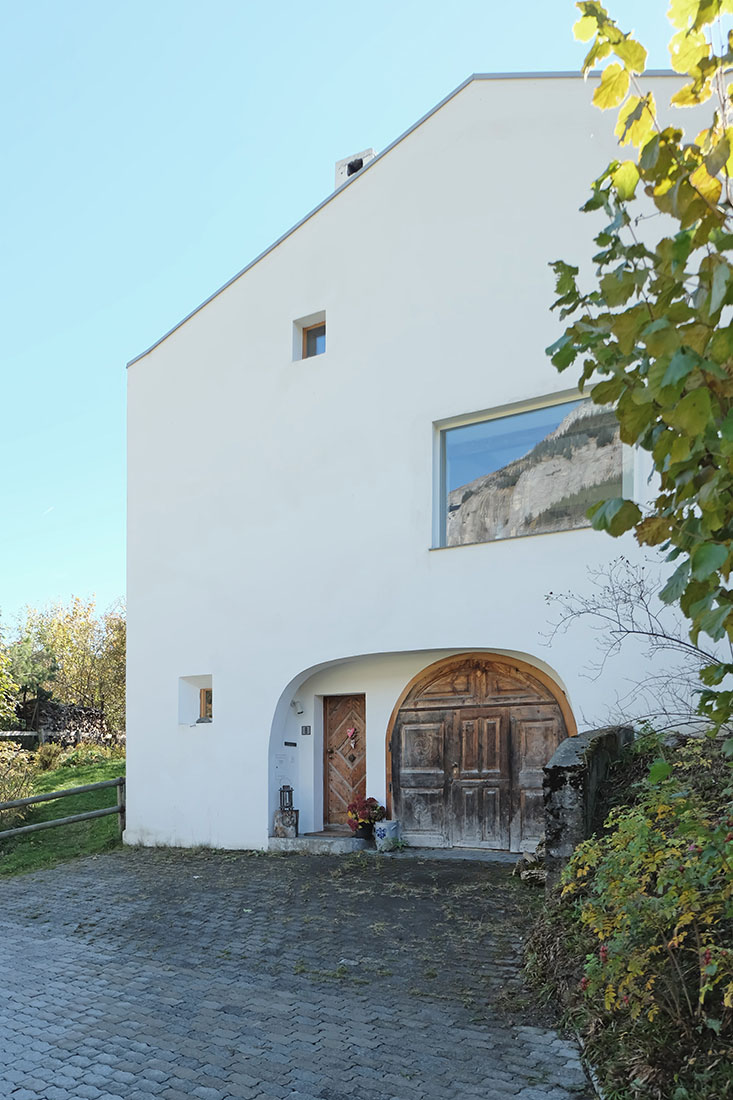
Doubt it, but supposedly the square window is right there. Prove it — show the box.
[179,674,213,726]
[293,311,326,361]
[303,322,326,359]
[438,398,624,547]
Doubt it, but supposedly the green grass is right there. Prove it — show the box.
[0,757,126,876]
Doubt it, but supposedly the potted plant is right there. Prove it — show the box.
[346,796,386,840]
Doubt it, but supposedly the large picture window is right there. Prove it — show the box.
[441,398,623,546]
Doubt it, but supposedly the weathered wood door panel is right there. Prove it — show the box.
[509,709,563,851]
[392,656,569,852]
[449,710,510,848]
[392,711,448,845]
[324,694,366,827]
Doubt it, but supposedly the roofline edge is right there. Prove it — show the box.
[127,69,676,368]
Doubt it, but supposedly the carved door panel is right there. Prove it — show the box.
[449,709,511,849]
[510,708,564,851]
[391,657,571,852]
[323,695,366,827]
[392,710,449,846]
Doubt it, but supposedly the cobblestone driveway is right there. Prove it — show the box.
[1,849,591,1100]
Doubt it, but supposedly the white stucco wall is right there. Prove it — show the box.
[126,73,685,850]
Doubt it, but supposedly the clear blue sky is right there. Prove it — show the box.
[0,1,673,628]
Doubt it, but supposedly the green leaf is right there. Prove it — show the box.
[661,349,698,387]
[704,1016,722,1035]
[589,497,642,536]
[591,377,624,403]
[648,759,672,783]
[660,560,691,604]
[546,332,577,370]
[709,261,731,315]
[552,260,579,296]
[698,604,730,641]
[665,389,713,436]
[593,64,630,109]
[691,543,729,580]
[610,307,646,354]
[600,267,636,306]
[721,409,733,442]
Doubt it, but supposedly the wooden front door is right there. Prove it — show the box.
[323,694,366,827]
[392,657,568,852]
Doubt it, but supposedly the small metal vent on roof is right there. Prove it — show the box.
[334,148,376,190]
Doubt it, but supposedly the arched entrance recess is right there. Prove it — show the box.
[388,653,575,852]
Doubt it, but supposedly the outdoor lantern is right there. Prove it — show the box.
[279,785,294,812]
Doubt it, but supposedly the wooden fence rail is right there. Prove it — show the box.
[0,777,125,841]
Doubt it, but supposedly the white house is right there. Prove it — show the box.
[125,72,680,854]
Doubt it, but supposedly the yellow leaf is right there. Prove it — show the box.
[593,63,630,109]
[574,14,597,42]
[723,126,733,175]
[615,93,656,147]
[690,163,723,205]
[613,160,640,199]
[667,0,701,30]
[669,28,709,73]
[614,37,647,73]
[672,81,713,106]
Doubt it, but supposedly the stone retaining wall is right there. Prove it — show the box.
[543,725,634,887]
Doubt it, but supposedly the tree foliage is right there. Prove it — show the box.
[0,649,18,729]
[12,598,126,735]
[548,0,733,729]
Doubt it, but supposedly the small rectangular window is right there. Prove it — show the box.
[303,322,326,358]
[199,688,213,721]
[178,674,213,726]
[440,398,623,547]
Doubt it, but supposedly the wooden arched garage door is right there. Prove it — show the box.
[390,655,572,852]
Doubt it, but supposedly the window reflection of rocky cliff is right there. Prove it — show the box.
[446,405,622,546]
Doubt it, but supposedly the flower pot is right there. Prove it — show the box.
[374,820,401,852]
[353,822,374,840]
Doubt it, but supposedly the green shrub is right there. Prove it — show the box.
[0,741,37,827]
[58,744,124,769]
[35,741,64,771]
[558,736,733,1098]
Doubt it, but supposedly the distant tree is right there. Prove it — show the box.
[6,634,57,700]
[0,647,18,729]
[14,597,126,735]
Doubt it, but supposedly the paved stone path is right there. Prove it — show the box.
[0,849,591,1099]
